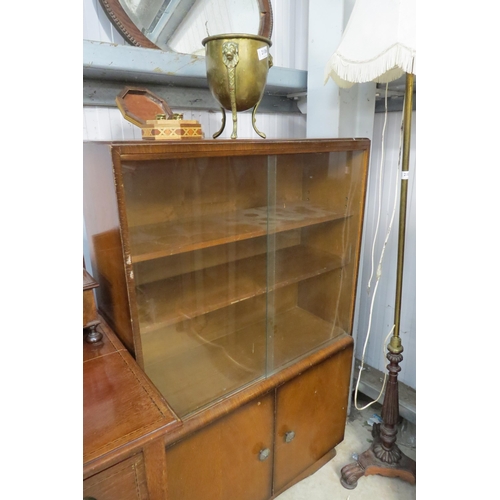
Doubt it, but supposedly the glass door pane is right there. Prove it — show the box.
[120,154,269,417]
[270,149,366,371]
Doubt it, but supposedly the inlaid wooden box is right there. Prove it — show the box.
[116,87,203,141]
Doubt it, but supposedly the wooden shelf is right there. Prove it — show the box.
[215,306,345,371]
[144,305,345,417]
[129,201,348,263]
[136,244,343,334]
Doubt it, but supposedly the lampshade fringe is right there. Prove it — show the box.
[324,43,415,88]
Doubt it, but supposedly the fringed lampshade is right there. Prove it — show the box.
[324,0,415,88]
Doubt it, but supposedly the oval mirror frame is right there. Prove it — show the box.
[98,0,274,50]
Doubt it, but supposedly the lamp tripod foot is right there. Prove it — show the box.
[340,434,416,489]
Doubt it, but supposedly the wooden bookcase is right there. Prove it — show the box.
[83,138,370,499]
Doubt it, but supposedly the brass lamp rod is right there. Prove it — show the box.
[390,72,415,353]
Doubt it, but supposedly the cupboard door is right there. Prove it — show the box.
[273,344,353,492]
[165,393,274,500]
[83,454,148,500]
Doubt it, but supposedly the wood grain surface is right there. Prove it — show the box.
[83,317,181,478]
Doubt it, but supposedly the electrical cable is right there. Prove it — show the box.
[353,84,406,411]
[367,84,389,292]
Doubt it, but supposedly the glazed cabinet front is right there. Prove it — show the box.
[83,140,369,419]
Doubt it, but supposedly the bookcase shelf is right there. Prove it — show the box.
[144,306,346,417]
[129,201,350,263]
[136,244,343,333]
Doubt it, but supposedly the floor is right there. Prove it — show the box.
[275,393,416,500]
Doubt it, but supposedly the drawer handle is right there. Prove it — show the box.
[285,431,295,443]
[258,448,270,461]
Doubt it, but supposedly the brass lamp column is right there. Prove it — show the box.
[340,73,416,488]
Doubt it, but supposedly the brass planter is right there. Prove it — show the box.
[202,33,273,139]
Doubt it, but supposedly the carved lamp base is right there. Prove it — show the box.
[340,416,416,490]
[341,344,416,490]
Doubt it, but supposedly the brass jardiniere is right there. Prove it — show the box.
[202,33,273,139]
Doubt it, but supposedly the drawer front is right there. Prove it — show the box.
[165,393,274,500]
[83,454,148,500]
[273,344,353,492]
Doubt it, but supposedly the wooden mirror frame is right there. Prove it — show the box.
[98,0,274,50]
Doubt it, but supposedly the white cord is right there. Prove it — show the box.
[374,112,404,289]
[367,84,389,292]
[354,326,393,411]
[353,85,406,411]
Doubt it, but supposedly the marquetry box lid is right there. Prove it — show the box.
[116,87,204,141]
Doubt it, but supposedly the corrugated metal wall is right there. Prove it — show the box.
[83,0,416,390]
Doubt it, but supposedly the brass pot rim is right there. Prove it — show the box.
[202,33,272,47]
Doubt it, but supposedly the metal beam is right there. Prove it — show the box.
[83,40,308,95]
[375,77,417,113]
[83,41,411,114]
[83,78,300,113]
[375,94,416,113]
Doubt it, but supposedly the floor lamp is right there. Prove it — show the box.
[324,0,416,489]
